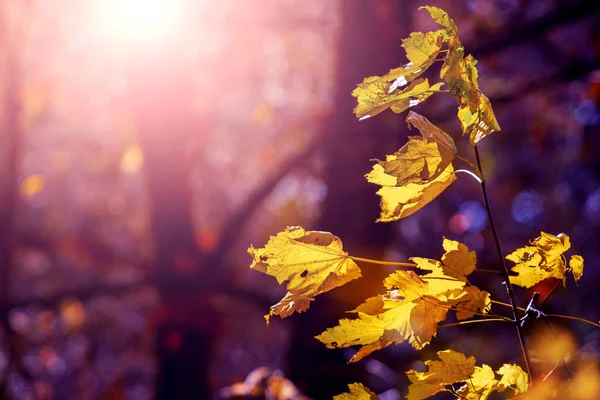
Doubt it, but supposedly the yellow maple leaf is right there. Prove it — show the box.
[569,254,584,282]
[421,5,501,146]
[333,383,379,400]
[507,232,574,288]
[374,163,456,222]
[316,271,450,361]
[365,115,456,188]
[248,226,361,323]
[421,6,458,37]
[353,77,444,120]
[316,239,492,362]
[406,350,476,400]
[497,364,529,395]
[407,350,529,400]
[455,365,498,400]
[406,111,457,155]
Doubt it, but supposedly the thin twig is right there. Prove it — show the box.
[439,318,512,329]
[546,314,600,329]
[348,256,416,268]
[474,145,534,381]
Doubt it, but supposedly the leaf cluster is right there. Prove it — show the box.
[246,5,596,400]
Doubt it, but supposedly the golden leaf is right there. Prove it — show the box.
[406,350,476,400]
[569,254,584,282]
[353,78,444,120]
[315,270,451,362]
[408,350,530,400]
[406,111,457,155]
[334,383,379,400]
[453,286,491,321]
[507,232,572,288]
[497,364,529,395]
[421,6,458,37]
[374,163,456,222]
[455,365,498,400]
[316,238,491,362]
[248,226,361,322]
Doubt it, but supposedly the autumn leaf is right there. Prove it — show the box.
[366,113,456,188]
[406,111,457,155]
[497,364,529,394]
[507,232,581,288]
[333,383,379,400]
[422,6,501,145]
[569,254,584,282]
[315,270,451,362]
[407,350,529,400]
[373,163,456,222]
[316,239,491,361]
[406,350,476,400]
[421,6,458,38]
[354,77,444,120]
[455,365,498,400]
[248,226,361,322]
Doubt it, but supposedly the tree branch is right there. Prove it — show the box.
[474,145,534,381]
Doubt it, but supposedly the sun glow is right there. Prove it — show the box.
[96,0,184,44]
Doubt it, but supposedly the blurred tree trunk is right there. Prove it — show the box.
[128,45,218,400]
[0,8,27,397]
[287,0,414,397]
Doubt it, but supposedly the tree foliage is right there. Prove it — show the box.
[248,5,597,399]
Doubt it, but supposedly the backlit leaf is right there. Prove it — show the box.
[365,113,456,188]
[442,52,501,146]
[453,286,491,321]
[334,383,379,400]
[569,254,584,282]
[497,364,529,395]
[507,232,572,288]
[316,239,491,362]
[406,349,476,400]
[407,350,530,400]
[373,163,456,222]
[421,6,458,37]
[406,111,457,155]
[353,78,444,120]
[248,226,361,322]
[315,270,452,362]
[455,365,498,400]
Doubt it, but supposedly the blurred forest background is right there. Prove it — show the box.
[0,0,599,399]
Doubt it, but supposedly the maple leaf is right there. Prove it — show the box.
[421,6,458,37]
[455,365,498,400]
[354,77,444,120]
[507,232,582,288]
[248,226,361,322]
[407,351,529,400]
[316,239,491,362]
[373,163,456,222]
[366,113,456,187]
[497,364,529,394]
[333,383,379,400]
[421,6,501,145]
[406,350,476,400]
[315,270,450,362]
[569,254,584,282]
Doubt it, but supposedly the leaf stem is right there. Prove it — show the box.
[348,256,416,268]
[474,145,534,381]
[456,155,483,179]
[455,169,483,183]
[491,300,525,312]
[439,317,512,329]
[474,268,503,276]
[546,314,600,329]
